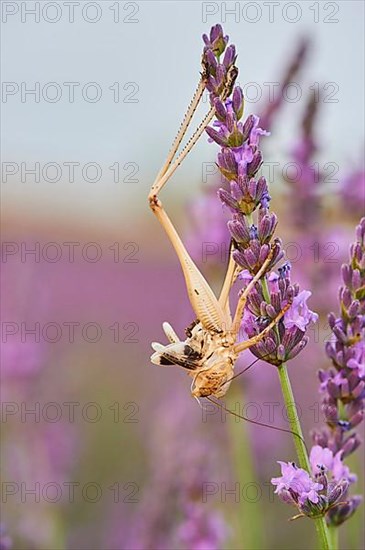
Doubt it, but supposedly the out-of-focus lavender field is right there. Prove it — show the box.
[1,2,364,549]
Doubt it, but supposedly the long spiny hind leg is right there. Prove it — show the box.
[149,105,216,198]
[149,196,227,333]
[150,78,206,196]
[148,72,231,333]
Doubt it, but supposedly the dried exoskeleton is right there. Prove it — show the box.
[148,29,292,401]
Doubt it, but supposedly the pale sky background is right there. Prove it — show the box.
[1,0,364,232]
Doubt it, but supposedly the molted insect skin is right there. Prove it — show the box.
[150,322,206,370]
[180,255,230,334]
[189,342,237,398]
[151,321,237,398]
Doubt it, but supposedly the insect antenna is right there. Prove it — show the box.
[221,357,261,389]
[205,395,309,454]
[220,351,276,391]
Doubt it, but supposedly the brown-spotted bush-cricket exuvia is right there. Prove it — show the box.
[148,27,293,402]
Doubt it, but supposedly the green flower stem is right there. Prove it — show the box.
[328,526,339,550]
[261,276,271,304]
[228,388,264,550]
[277,363,310,471]
[277,363,332,550]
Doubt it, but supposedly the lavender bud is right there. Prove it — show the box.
[352,380,365,399]
[205,49,218,73]
[228,219,250,244]
[341,264,352,287]
[218,189,238,213]
[232,249,248,270]
[214,98,227,121]
[258,244,270,265]
[327,495,362,526]
[206,126,228,147]
[341,287,352,308]
[328,480,349,507]
[341,434,361,457]
[287,338,308,360]
[241,115,256,142]
[232,86,244,120]
[247,151,263,177]
[230,180,243,201]
[223,44,236,67]
[245,248,259,271]
[348,409,364,428]
[277,344,286,362]
[352,269,361,289]
[328,312,337,330]
[348,300,360,318]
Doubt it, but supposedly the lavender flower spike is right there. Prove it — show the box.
[205,24,330,547]
[312,217,365,527]
[273,218,365,527]
[205,40,318,367]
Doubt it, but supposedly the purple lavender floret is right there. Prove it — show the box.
[271,446,353,520]
[271,461,324,507]
[240,264,317,365]
[202,24,229,57]
[228,210,282,273]
[201,26,237,104]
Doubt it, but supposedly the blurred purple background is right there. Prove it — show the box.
[1,2,364,549]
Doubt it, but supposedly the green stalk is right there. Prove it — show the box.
[277,363,332,550]
[228,388,265,550]
[260,276,271,304]
[328,526,339,550]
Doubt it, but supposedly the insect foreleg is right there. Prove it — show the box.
[233,298,293,354]
[231,249,275,337]
[218,245,236,316]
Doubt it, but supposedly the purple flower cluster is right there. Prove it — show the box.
[202,24,238,103]
[205,27,317,366]
[271,445,351,519]
[311,217,365,525]
[241,266,318,365]
[272,219,364,524]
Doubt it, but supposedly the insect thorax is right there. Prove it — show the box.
[189,329,236,399]
[151,321,237,398]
